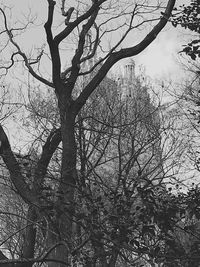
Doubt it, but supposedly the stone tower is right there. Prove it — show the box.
[124,58,135,83]
[117,58,136,99]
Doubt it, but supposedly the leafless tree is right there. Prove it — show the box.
[0,1,176,266]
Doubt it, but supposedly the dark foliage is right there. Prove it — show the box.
[172,1,200,60]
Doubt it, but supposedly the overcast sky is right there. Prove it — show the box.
[117,23,191,83]
[0,0,195,154]
[2,0,190,82]
[113,0,191,82]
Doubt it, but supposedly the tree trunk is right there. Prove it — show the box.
[20,206,37,267]
[1,206,37,267]
[47,102,77,267]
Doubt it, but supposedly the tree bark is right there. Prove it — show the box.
[20,206,37,267]
[46,99,77,267]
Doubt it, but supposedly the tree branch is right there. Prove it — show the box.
[0,257,69,266]
[80,23,99,63]
[44,0,55,44]
[61,23,99,80]
[44,0,61,85]
[0,251,8,260]
[74,0,176,112]
[33,128,61,192]
[54,0,106,45]
[0,124,37,205]
[0,8,54,88]
[66,8,99,94]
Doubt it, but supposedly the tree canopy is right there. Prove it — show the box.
[172,0,200,60]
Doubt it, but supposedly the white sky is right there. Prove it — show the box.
[1,0,199,186]
[1,0,189,81]
[0,0,194,143]
[138,29,181,79]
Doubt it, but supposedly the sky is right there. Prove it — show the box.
[0,0,190,82]
[114,28,183,82]
[116,23,190,83]
[138,28,182,79]
[0,0,193,145]
[116,0,190,82]
[1,0,199,186]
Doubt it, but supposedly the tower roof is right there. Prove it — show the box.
[124,58,135,66]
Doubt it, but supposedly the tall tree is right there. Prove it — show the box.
[0,1,176,266]
[1,66,185,267]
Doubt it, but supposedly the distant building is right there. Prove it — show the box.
[77,53,164,186]
[115,58,163,186]
[116,58,151,103]
[117,58,136,99]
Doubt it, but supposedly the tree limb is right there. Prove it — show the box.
[66,8,99,94]
[0,124,37,205]
[44,0,61,85]
[0,251,8,260]
[0,8,54,88]
[61,23,100,79]
[75,0,176,112]
[54,0,106,45]
[33,128,61,192]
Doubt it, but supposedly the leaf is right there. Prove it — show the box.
[154,246,160,255]
[142,225,155,236]
[130,239,140,247]
[193,45,200,51]
[191,39,200,45]
[191,53,197,60]
[172,21,177,27]
[139,246,149,253]
[182,46,192,53]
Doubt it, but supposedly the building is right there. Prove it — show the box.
[114,58,163,186]
[73,58,165,266]
[117,58,136,99]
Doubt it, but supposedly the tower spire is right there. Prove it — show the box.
[124,58,135,83]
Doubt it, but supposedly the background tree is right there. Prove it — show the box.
[170,0,200,182]
[172,0,200,60]
[1,65,187,266]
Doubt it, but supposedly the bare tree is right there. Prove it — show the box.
[73,78,164,266]
[0,66,185,267]
[0,1,176,266]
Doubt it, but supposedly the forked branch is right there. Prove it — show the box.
[0,8,54,88]
[75,0,176,112]
[0,124,37,205]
